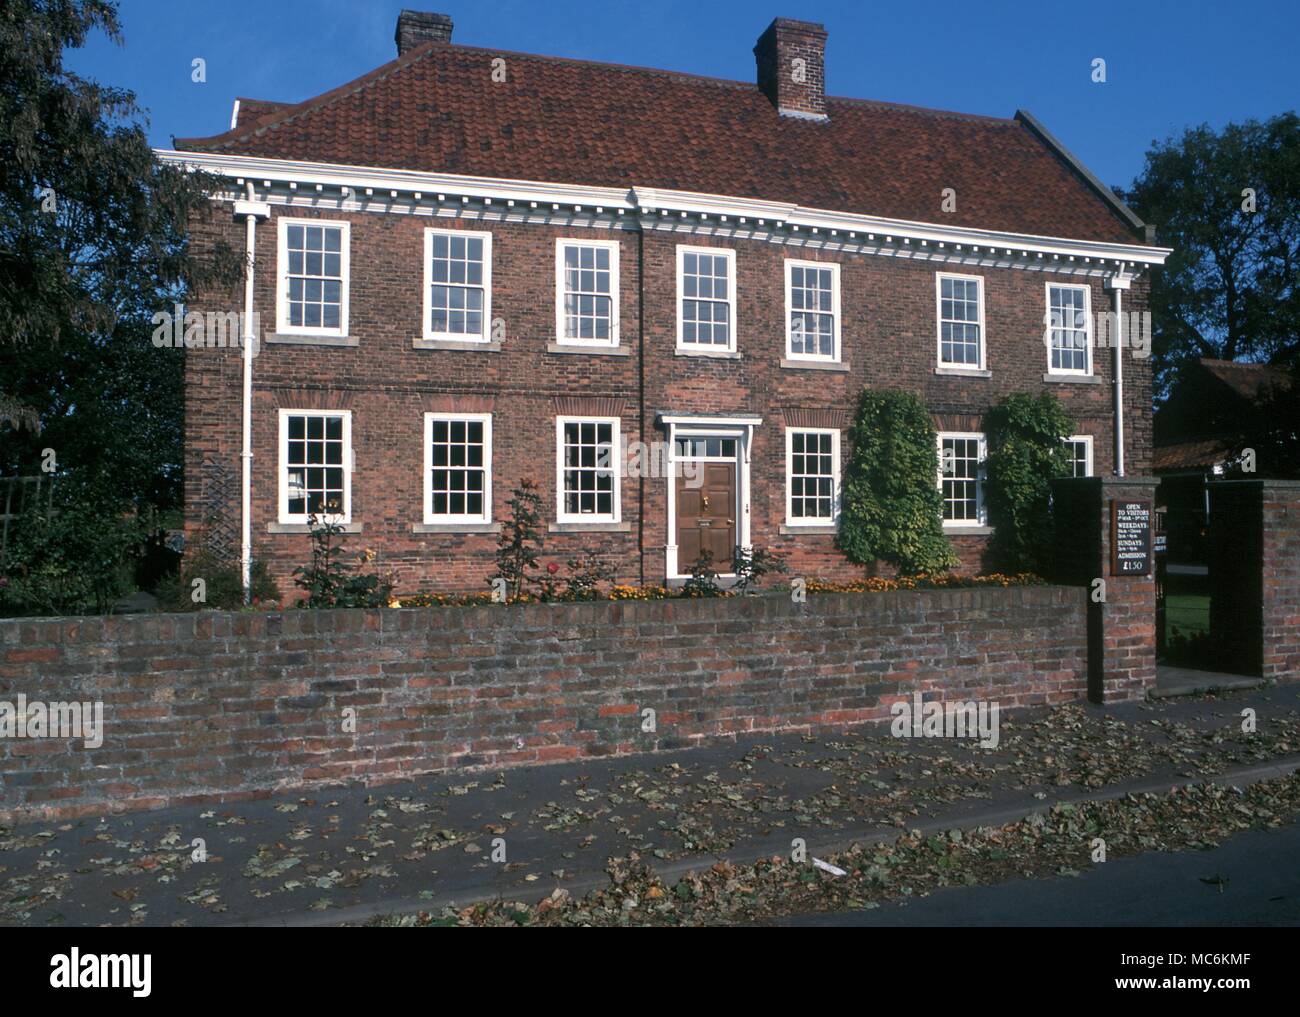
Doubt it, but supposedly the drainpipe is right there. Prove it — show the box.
[232,183,271,600]
[1106,270,1132,477]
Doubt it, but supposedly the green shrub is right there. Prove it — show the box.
[0,489,146,616]
[495,480,544,599]
[293,516,392,609]
[156,541,280,611]
[837,389,958,575]
[732,544,789,594]
[983,392,1075,574]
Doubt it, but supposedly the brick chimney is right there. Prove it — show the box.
[395,10,453,56]
[754,18,828,120]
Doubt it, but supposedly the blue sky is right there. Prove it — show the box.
[71,0,1298,190]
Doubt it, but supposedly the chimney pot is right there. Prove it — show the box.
[396,10,453,56]
[754,18,828,120]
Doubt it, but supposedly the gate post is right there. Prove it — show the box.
[1050,476,1159,703]
[1208,478,1300,680]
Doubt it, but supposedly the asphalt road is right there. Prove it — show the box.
[777,819,1300,926]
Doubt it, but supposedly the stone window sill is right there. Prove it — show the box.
[412,338,502,351]
[546,342,629,356]
[780,358,850,372]
[676,348,742,360]
[268,521,364,534]
[935,367,992,378]
[1043,373,1102,384]
[412,522,501,534]
[779,523,838,535]
[548,521,632,533]
[266,333,358,347]
[943,525,993,536]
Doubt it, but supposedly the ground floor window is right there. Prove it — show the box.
[785,428,840,524]
[1065,434,1093,477]
[938,431,986,527]
[279,409,351,523]
[425,413,491,523]
[556,416,620,522]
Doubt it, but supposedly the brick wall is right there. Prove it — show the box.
[185,200,1152,596]
[0,586,1086,823]
[1209,479,1300,679]
[1050,476,1158,702]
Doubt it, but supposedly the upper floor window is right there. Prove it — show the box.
[279,409,351,524]
[277,219,349,336]
[424,228,492,342]
[1046,283,1092,374]
[936,273,984,369]
[938,431,986,528]
[556,416,620,522]
[425,413,492,524]
[555,240,619,346]
[677,246,736,352]
[786,428,840,525]
[1065,435,1093,477]
[785,260,840,361]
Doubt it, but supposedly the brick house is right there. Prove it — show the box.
[163,11,1169,595]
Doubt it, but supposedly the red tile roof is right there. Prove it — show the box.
[1197,358,1292,401]
[1153,439,1233,473]
[177,40,1143,244]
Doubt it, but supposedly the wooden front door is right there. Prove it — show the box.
[676,461,736,571]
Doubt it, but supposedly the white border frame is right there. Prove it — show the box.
[276,217,351,337]
[784,427,841,527]
[936,430,987,529]
[935,271,987,371]
[554,238,621,348]
[555,415,622,523]
[278,408,353,524]
[1045,280,1094,376]
[676,245,737,354]
[423,412,493,525]
[1066,433,1094,477]
[784,259,841,362]
[423,227,493,343]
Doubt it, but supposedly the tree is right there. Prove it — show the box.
[983,392,1074,575]
[0,0,239,509]
[837,389,958,575]
[494,480,544,599]
[1121,113,1300,400]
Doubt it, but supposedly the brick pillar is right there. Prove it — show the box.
[1050,476,1159,702]
[1208,479,1300,680]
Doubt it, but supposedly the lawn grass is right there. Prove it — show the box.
[1166,593,1210,638]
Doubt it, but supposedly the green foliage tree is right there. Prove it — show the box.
[836,389,957,575]
[0,1,241,614]
[983,392,1074,575]
[1120,113,1300,400]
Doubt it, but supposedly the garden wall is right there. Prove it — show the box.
[0,586,1087,823]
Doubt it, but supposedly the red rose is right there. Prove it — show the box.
[547,562,559,574]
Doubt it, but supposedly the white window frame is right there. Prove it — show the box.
[1045,281,1094,376]
[423,227,493,343]
[937,430,987,529]
[935,272,986,371]
[676,245,737,353]
[423,412,493,524]
[554,239,621,348]
[1065,434,1094,477]
[555,415,622,523]
[784,259,841,362]
[278,408,353,525]
[276,217,351,337]
[784,427,841,526]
